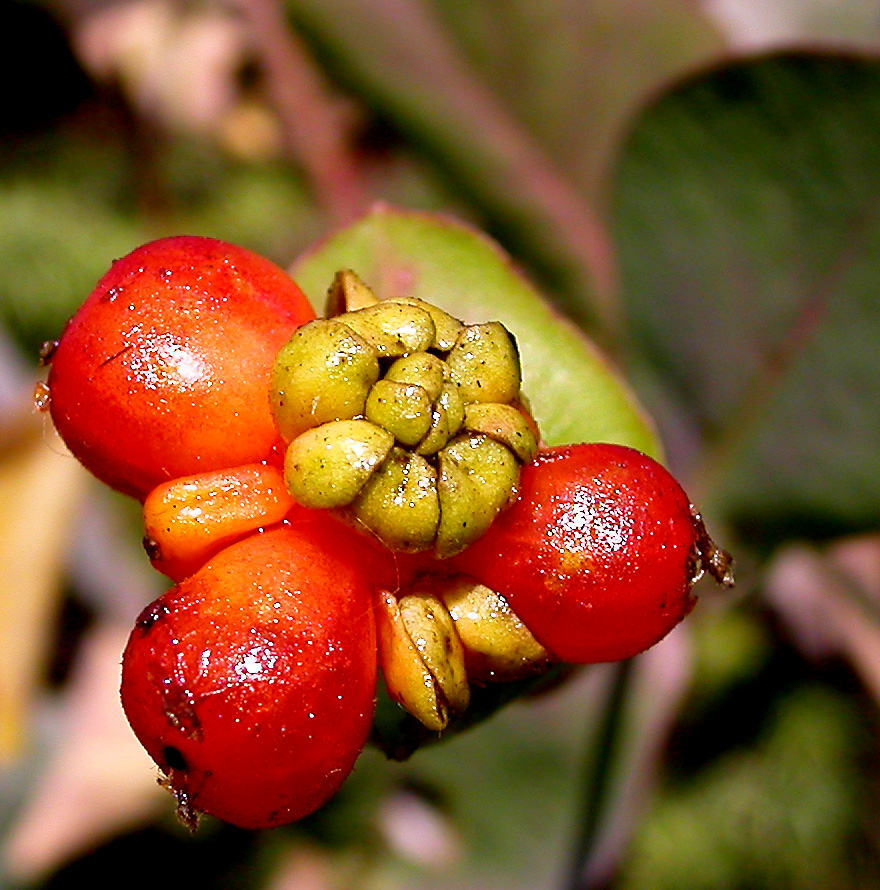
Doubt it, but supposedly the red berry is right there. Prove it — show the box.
[142,462,296,582]
[46,236,316,499]
[120,523,378,829]
[451,443,711,664]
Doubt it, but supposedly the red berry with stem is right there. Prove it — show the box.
[451,443,733,665]
[45,235,316,500]
[120,522,380,829]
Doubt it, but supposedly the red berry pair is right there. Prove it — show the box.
[40,235,731,830]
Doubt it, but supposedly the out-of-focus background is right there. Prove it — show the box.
[2,1,880,888]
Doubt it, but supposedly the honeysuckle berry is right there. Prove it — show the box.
[270,270,538,557]
[142,462,295,581]
[121,522,381,830]
[44,236,316,500]
[451,443,734,664]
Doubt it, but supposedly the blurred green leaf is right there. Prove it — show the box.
[621,685,870,890]
[432,0,725,202]
[288,0,616,330]
[613,52,880,540]
[0,179,142,356]
[291,204,659,455]
[287,0,725,334]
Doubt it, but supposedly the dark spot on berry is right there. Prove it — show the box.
[136,599,170,631]
[39,339,59,365]
[163,744,188,771]
[143,535,162,561]
[99,343,135,368]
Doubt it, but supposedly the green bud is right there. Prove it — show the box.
[351,448,440,552]
[446,322,521,403]
[463,402,539,463]
[365,380,433,447]
[269,274,542,559]
[340,302,436,357]
[271,319,379,442]
[284,419,393,509]
[437,381,465,437]
[436,435,518,558]
[386,297,464,351]
[415,405,452,457]
[384,352,447,399]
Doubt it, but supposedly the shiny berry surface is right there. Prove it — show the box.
[47,236,316,499]
[120,523,378,829]
[142,462,296,582]
[451,443,702,664]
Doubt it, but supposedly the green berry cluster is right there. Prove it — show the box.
[270,270,539,557]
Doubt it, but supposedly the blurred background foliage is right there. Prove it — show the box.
[2,0,880,888]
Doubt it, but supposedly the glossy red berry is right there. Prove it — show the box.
[46,236,316,499]
[141,462,296,582]
[120,522,379,829]
[451,443,725,664]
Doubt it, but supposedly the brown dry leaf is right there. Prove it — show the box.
[2,621,166,884]
[0,421,87,762]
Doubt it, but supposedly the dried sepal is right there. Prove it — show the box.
[375,588,469,732]
[438,575,550,682]
[326,268,380,316]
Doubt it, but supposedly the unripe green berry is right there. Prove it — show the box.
[284,419,394,508]
[271,320,379,441]
[446,322,521,403]
[270,270,540,557]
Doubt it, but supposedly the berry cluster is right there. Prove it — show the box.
[39,235,732,830]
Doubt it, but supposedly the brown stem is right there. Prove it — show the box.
[235,0,369,224]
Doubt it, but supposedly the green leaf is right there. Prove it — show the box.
[431,0,725,201]
[291,205,659,456]
[613,52,880,540]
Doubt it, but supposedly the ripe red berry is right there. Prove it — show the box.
[142,462,296,582]
[45,236,316,499]
[120,522,379,829]
[451,443,728,664]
